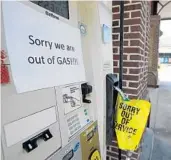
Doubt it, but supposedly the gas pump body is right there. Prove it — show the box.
[1,1,114,159]
[1,1,100,160]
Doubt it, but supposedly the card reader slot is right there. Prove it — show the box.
[23,129,53,153]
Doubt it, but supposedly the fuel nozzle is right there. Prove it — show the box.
[63,94,77,107]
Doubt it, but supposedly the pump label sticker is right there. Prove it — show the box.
[62,84,82,114]
[80,121,101,160]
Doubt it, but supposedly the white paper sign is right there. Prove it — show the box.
[2,2,86,93]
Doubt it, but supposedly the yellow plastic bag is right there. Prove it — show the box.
[115,95,151,151]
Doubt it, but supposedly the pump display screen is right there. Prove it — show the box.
[31,1,69,19]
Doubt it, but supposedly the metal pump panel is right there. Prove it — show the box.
[1,1,101,160]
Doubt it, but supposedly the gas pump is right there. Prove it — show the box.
[1,1,101,160]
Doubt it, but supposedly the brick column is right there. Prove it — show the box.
[107,1,151,160]
[148,15,160,87]
[112,1,150,99]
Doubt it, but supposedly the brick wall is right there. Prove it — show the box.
[112,1,151,99]
[107,138,139,160]
[107,1,151,160]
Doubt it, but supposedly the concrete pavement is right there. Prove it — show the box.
[140,66,171,160]
[146,65,171,160]
[149,65,171,143]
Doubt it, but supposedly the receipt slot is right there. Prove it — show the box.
[106,74,119,145]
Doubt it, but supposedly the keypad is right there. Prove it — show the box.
[67,114,81,136]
